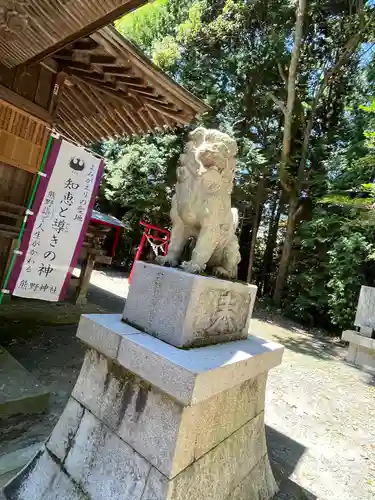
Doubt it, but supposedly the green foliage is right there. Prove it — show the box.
[101,133,184,223]
[115,0,170,53]
[97,133,184,267]
[319,194,374,207]
[152,36,181,70]
[286,210,342,328]
[286,205,375,330]
[360,182,375,192]
[176,1,205,44]
[327,233,374,328]
[360,98,375,148]
[115,0,197,68]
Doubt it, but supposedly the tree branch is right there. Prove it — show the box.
[296,7,375,186]
[277,0,306,198]
[267,91,286,115]
[292,202,304,223]
[277,61,287,87]
[282,0,306,165]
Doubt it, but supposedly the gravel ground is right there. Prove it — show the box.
[253,316,375,500]
[1,268,374,499]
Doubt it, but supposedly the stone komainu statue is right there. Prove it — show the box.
[157,127,241,279]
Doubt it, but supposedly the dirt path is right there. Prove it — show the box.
[1,268,374,499]
[253,315,375,500]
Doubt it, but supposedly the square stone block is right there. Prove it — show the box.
[342,330,375,350]
[360,326,373,338]
[72,349,196,478]
[77,314,140,359]
[71,348,267,478]
[226,455,277,500]
[142,412,269,500]
[193,373,267,458]
[78,314,283,406]
[346,342,358,364]
[6,308,281,500]
[342,330,375,372]
[123,262,257,347]
[355,345,375,371]
[4,410,274,500]
[3,450,85,500]
[5,411,274,500]
[117,328,282,406]
[47,397,84,462]
[64,410,151,500]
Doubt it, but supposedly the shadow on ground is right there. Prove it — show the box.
[267,427,316,500]
[270,332,341,361]
[253,305,344,362]
[343,361,375,387]
[86,282,125,313]
[368,373,375,386]
[253,307,325,336]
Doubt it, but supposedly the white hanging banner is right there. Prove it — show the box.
[10,138,104,301]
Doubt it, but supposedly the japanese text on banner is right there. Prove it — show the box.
[13,142,102,301]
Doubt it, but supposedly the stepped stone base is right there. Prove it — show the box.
[0,346,50,420]
[3,314,283,500]
[342,330,375,372]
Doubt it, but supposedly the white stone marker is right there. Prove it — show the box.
[123,262,257,347]
[354,285,375,331]
[342,329,375,371]
[342,285,375,372]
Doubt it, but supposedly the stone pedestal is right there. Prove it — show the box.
[4,266,283,500]
[123,262,257,347]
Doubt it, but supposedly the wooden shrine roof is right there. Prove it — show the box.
[0,0,147,68]
[51,27,209,144]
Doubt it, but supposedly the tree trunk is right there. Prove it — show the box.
[273,196,298,304]
[238,208,252,282]
[246,178,265,283]
[272,0,372,304]
[260,192,284,295]
[279,0,306,183]
[273,0,306,302]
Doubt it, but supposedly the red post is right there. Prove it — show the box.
[128,231,147,284]
[111,227,121,257]
[128,221,170,285]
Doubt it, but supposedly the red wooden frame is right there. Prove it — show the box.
[129,221,170,284]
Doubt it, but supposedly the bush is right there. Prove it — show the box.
[286,207,375,331]
[327,233,373,329]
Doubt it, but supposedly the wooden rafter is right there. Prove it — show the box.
[0,0,148,68]
[50,25,209,145]
[70,39,99,52]
[58,99,100,142]
[77,75,142,111]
